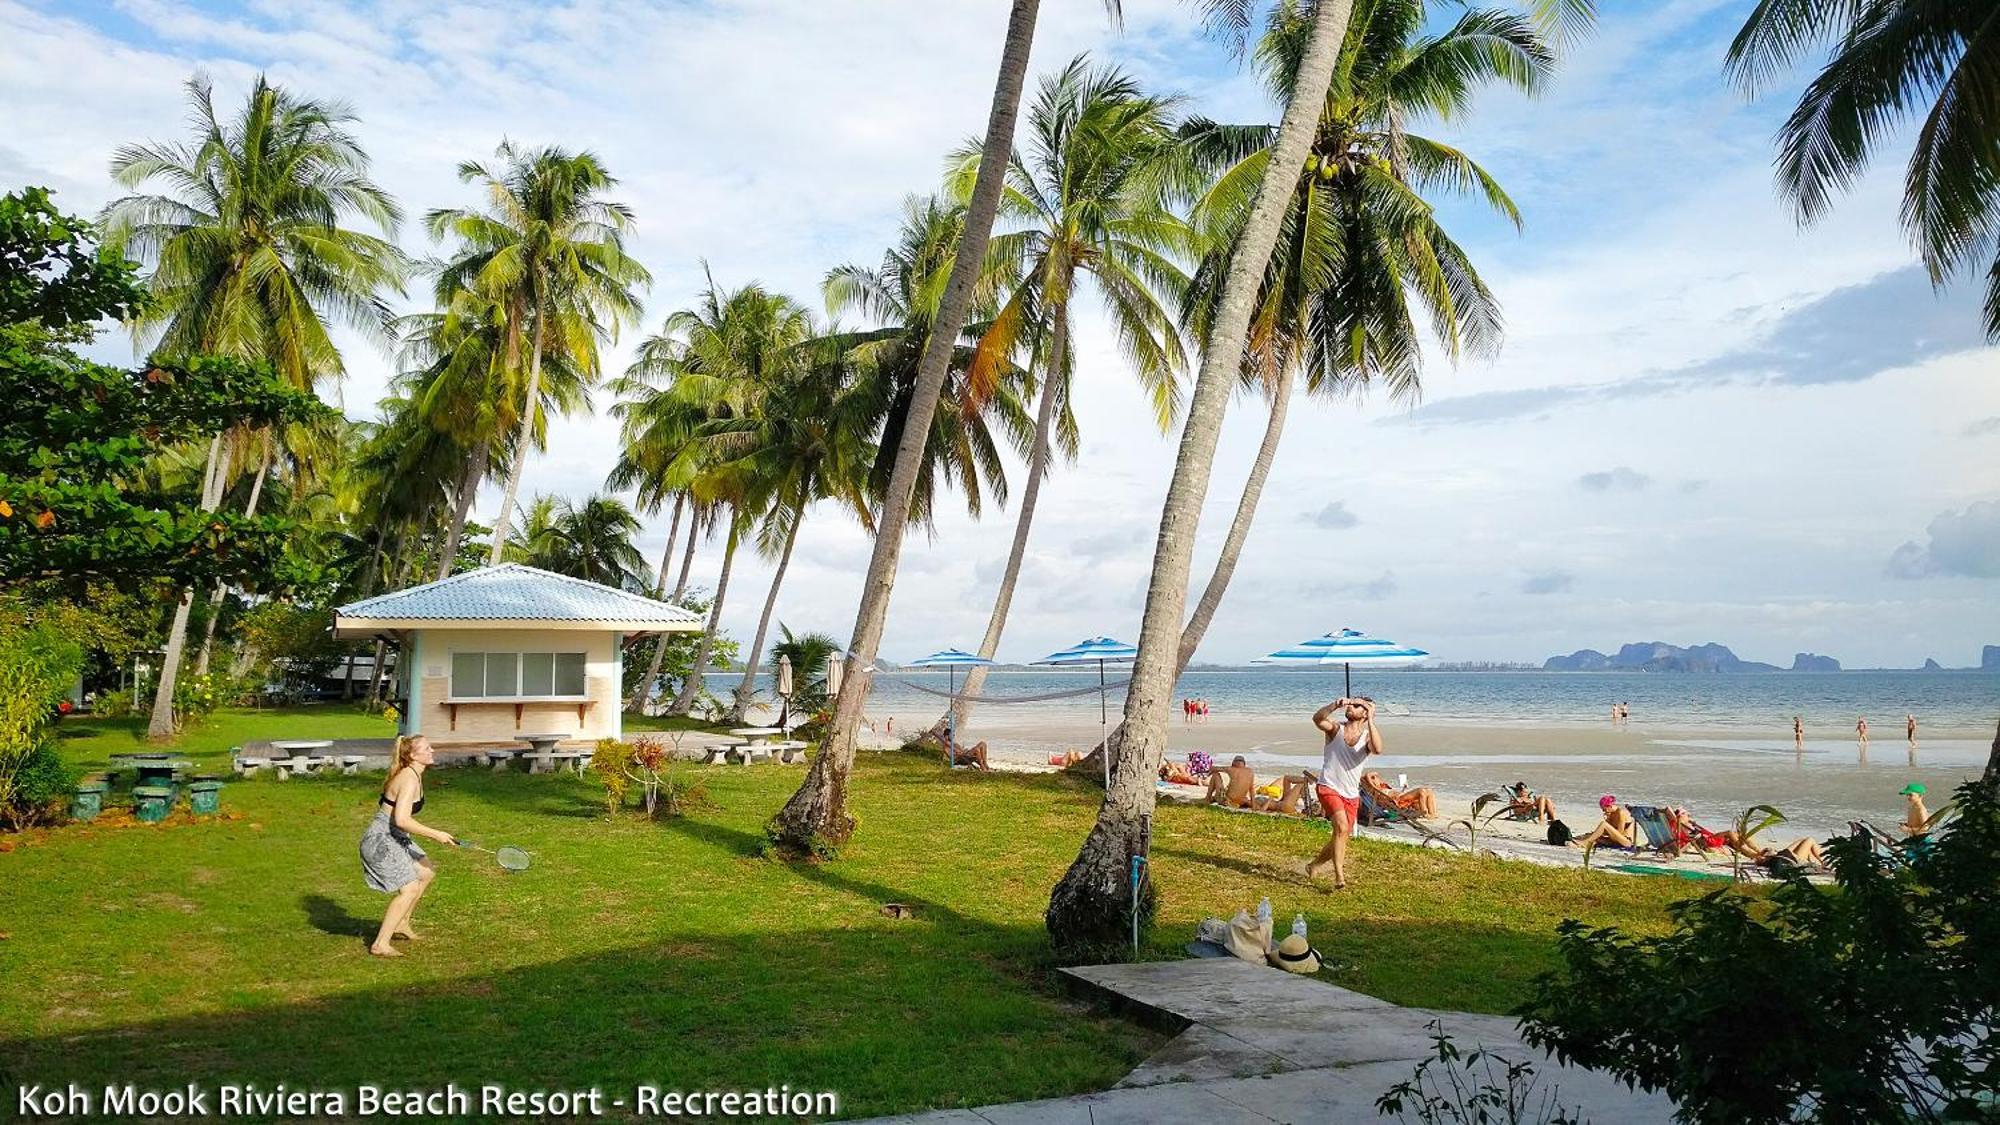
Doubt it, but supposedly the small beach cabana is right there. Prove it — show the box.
[333,564,703,747]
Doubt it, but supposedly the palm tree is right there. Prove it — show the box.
[100,73,407,739]
[612,281,815,716]
[716,333,878,723]
[769,0,1072,852]
[935,56,1192,738]
[1043,0,1359,949]
[507,494,649,587]
[395,283,593,579]
[1045,0,1589,949]
[425,142,651,565]
[771,625,842,717]
[1071,0,1545,776]
[1728,0,2000,340]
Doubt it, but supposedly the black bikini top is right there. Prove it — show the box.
[379,792,425,814]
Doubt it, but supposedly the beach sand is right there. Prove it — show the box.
[848,705,1994,845]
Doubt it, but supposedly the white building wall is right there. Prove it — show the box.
[407,627,622,746]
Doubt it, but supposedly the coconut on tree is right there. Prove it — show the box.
[99,73,408,739]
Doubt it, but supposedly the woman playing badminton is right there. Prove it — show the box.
[360,735,459,957]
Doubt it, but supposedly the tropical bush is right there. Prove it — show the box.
[91,688,134,719]
[170,671,240,726]
[590,736,707,819]
[589,737,634,814]
[0,616,84,828]
[236,601,344,697]
[1518,780,2000,1123]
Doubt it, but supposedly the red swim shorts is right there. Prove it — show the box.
[1316,786,1358,828]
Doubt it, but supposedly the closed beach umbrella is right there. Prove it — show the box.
[826,651,844,697]
[1035,636,1137,786]
[776,654,794,698]
[1258,628,1428,696]
[907,648,995,765]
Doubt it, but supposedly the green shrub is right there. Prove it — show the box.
[4,744,77,829]
[91,688,134,719]
[589,737,635,814]
[171,671,238,726]
[0,617,84,828]
[1518,780,2000,1123]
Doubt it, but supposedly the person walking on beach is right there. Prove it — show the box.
[1906,713,1918,751]
[1793,715,1804,754]
[360,735,460,958]
[1306,697,1381,889]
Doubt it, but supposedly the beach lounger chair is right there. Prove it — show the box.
[1360,789,1460,849]
[1625,805,1683,858]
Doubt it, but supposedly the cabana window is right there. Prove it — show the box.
[451,651,587,699]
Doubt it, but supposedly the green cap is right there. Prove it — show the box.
[1899,782,1926,796]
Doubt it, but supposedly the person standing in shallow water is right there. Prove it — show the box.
[1306,697,1381,890]
[1793,715,1805,755]
[1906,714,1918,752]
[1857,715,1870,755]
[359,735,460,957]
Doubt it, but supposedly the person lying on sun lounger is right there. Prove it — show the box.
[1572,795,1637,849]
[1159,760,1199,785]
[1670,809,1824,869]
[1204,756,1258,808]
[1504,782,1557,825]
[1361,771,1438,819]
[943,739,991,771]
[1050,749,1085,768]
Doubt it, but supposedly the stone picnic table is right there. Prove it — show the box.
[107,753,192,788]
[515,733,588,774]
[267,740,336,779]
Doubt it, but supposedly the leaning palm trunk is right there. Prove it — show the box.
[770,0,1043,852]
[488,310,549,566]
[728,511,805,724]
[198,436,272,676]
[932,304,1069,740]
[671,524,738,716]
[630,495,686,711]
[1985,719,1999,792]
[1068,373,1292,779]
[1046,0,1355,950]
[147,432,230,739]
[437,440,487,580]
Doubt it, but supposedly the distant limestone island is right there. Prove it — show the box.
[1542,642,2000,673]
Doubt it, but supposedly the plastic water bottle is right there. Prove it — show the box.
[1292,913,1308,939]
[1257,896,1273,927]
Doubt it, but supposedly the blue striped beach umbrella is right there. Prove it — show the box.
[1035,636,1137,785]
[1258,628,1429,696]
[907,648,994,765]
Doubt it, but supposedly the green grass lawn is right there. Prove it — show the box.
[2,708,1699,1119]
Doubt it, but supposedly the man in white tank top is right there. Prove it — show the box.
[1306,697,1381,889]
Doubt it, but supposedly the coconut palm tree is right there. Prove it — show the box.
[613,281,816,716]
[820,194,1031,533]
[771,624,842,717]
[1045,0,1590,949]
[1728,0,2000,340]
[933,56,1192,738]
[426,142,651,565]
[769,0,1077,852]
[100,73,407,739]
[1043,0,1359,948]
[507,493,649,587]
[1069,0,1548,777]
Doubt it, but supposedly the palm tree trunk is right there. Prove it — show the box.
[1046,0,1356,951]
[671,522,738,716]
[437,440,487,580]
[771,0,1042,853]
[1068,373,1293,781]
[1985,718,1999,792]
[365,638,387,705]
[629,494,687,711]
[932,301,1069,741]
[147,431,230,740]
[197,436,272,676]
[672,507,700,600]
[489,308,549,566]
[728,509,805,724]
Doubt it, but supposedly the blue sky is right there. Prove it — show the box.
[4,0,1997,667]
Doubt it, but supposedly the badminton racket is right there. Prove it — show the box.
[454,839,532,871]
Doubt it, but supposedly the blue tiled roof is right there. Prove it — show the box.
[336,564,702,627]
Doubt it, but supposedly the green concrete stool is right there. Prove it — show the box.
[71,780,109,822]
[188,779,224,816]
[133,784,174,824]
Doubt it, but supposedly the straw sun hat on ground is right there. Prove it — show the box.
[1269,933,1322,974]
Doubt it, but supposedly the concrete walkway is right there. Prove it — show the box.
[862,959,1674,1124]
